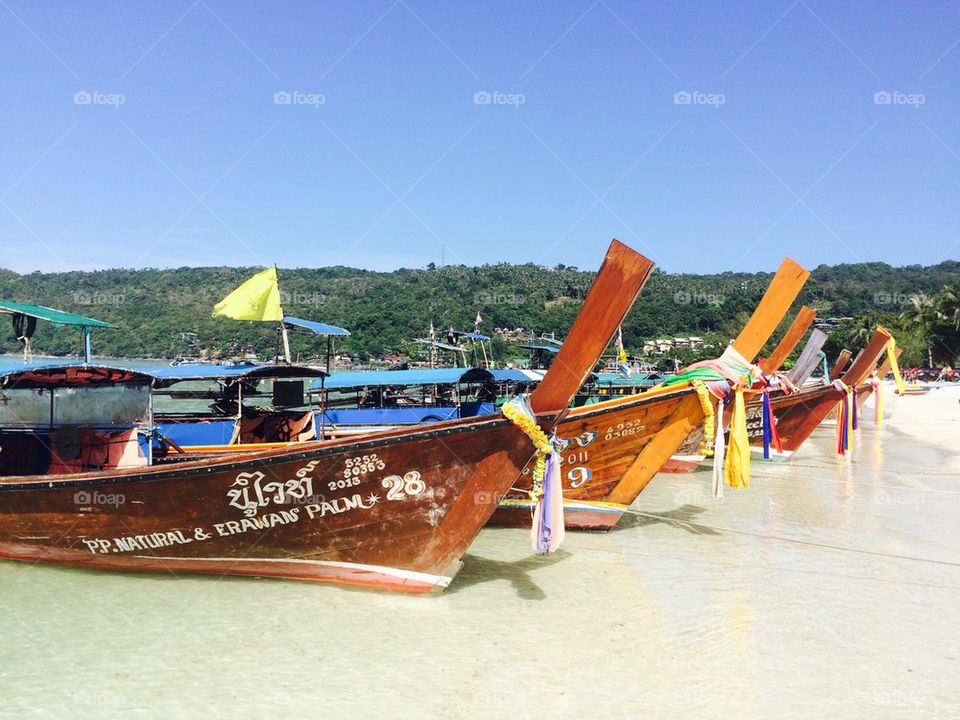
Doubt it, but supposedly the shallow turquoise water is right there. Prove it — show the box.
[0,386,958,719]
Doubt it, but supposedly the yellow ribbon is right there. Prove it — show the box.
[725,387,750,489]
[691,380,715,457]
[885,338,906,395]
[875,378,884,427]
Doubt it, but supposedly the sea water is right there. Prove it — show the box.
[1,385,958,719]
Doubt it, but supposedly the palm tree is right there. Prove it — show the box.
[936,284,960,331]
[900,293,936,366]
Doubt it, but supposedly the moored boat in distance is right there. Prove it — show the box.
[744,327,896,458]
[0,240,654,593]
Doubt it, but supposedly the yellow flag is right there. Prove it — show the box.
[212,267,283,321]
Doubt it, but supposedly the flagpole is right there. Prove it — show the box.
[276,264,292,365]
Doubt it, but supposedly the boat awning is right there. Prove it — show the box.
[0,300,112,328]
[592,371,667,386]
[0,362,151,388]
[518,343,560,353]
[0,359,329,392]
[452,331,491,341]
[414,338,467,352]
[312,367,495,391]
[136,362,328,386]
[488,369,547,383]
[282,315,350,337]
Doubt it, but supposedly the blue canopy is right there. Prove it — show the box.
[140,362,326,384]
[283,315,350,337]
[312,367,495,391]
[592,371,666,386]
[518,343,560,353]
[488,369,547,382]
[452,331,491,341]
[1,359,326,385]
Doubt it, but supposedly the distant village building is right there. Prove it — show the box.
[642,336,706,355]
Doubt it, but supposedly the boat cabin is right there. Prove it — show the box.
[0,363,151,477]
[309,367,546,436]
[146,362,327,456]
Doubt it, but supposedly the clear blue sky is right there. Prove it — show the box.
[1,1,957,274]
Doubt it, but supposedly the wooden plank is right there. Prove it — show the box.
[760,305,816,373]
[530,239,655,415]
[828,350,853,380]
[841,327,894,385]
[786,328,828,384]
[732,258,810,360]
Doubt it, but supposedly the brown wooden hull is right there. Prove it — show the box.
[0,415,542,593]
[490,387,702,530]
[743,385,840,455]
[0,239,659,593]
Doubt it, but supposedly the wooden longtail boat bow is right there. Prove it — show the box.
[606,258,809,495]
[746,327,894,455]
[829,350,853,381]
[490,257,811,530]
[0,240,654,593]
[760,305,816,374]
[786,328,829,385]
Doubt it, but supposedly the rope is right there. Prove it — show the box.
[619,507,960,568]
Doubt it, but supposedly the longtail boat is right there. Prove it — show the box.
[759,305,817,374]
[0,240,653,593]
[489,258,810,530]
[659,299,815,475]
[743,327,894,457]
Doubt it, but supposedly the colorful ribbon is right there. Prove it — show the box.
[691,380,715,458]
[725,387,751,488]
[712,397,726,498]
[761,389,783,459]
[831,380,856,455]
[885,338,906,395]
[502,396,564,554]
[817,351,829,383]
[870,373,883,426]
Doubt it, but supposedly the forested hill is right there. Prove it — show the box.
[0,260,957,364]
